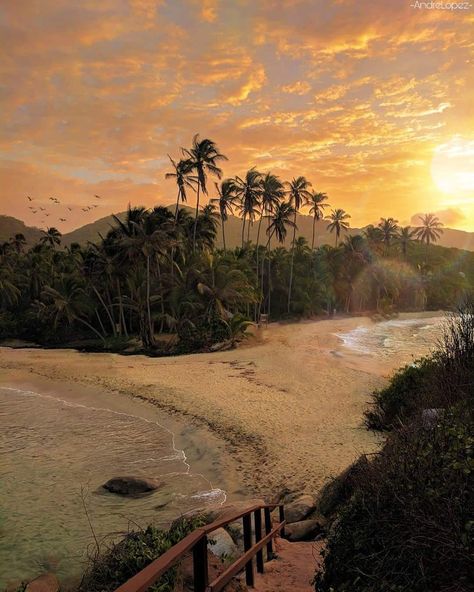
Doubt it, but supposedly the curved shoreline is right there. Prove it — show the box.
[0,313,443,498]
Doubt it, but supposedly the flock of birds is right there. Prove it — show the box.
[26,194,102,226]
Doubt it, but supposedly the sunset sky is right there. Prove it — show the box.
[0,0,473,233]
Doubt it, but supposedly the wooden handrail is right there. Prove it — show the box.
[114,503,285,592]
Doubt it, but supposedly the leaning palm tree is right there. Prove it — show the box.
[286,176,312,313]
[210,179,237,252]
[165,156,197,221]
[397,226,416,258]
[234,168,262,248]
[378,217,399,254]
[415,213,444,246]
[40,227,62,248]
[181,135,227,250]
[308,191,329,249]
[326,209,351,247]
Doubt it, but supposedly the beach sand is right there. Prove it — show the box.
[0,314,441,498]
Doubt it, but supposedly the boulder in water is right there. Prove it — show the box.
[103,476,161,496]
[284,494,316,524]
[283,518,326,542]
[208,527,239,560]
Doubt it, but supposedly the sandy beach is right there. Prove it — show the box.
[0,313,443,498]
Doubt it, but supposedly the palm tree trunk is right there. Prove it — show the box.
[311,216,316,250]
[222,216,226,253]
[192,183,201,251]
[287,210,297,314]
[95,309,107,337]
[241,215,246,248]
[146,255,154,346]
[117,278,128,337]
[76,317,106,344]
[92,285,116,336]
[156,259,165,333]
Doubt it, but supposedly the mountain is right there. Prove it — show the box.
[1,209,473,251]
[0,215,43,245]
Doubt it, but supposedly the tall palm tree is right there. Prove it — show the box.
[286,176,312,313]
[378,217,399,254]
[40,227,62,248]
[326,209,351,247]
[308,191,329,249]
[234,168,262,248]
[165,156,197,220]
[397,226,416,258]
[415,213,444,246]
[210,179,237,253]
[181,135,227,250]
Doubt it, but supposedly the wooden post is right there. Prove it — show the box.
[264,506,273,559]
[279,505,285,538]
[193,535,208,592]
[243,513,254,587]
[254,509,264,573]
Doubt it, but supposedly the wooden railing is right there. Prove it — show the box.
[114,503,286,592]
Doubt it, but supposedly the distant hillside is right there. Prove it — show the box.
[0,215,43,245]
[1,209,473,252]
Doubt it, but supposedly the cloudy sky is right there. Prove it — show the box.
[0,0,473,232]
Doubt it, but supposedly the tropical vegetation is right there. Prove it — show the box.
[0,136,473,353]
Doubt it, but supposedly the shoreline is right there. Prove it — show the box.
[1,313,444,498]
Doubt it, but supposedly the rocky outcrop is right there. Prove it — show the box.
[208,527,239,559]
[102,476,161,496]
[283,518,326,542]
[284,494,316,524]
[25,573,60,592]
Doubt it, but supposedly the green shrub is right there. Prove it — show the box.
[316,409,474,592]
[365,357,438,430]
[79,516,205,592]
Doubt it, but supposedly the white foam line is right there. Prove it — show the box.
[0,386,227,506]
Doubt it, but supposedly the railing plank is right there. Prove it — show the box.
[206,521,285,592]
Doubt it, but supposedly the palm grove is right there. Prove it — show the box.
[1,135,473,352]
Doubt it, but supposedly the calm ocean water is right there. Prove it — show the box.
[0,386,225,588]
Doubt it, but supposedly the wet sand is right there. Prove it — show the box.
[0,313,443,498]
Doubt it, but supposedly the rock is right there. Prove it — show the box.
[284,494,316,524]
[25,573,60,592]
[421,408,443,428]
[283,518,326,542]
[208,528,239,560]
[316,455,369,517]
[103,476,161,496]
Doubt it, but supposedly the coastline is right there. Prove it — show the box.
[1,313,443,497]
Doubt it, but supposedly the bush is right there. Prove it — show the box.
[316,409,474,592]
[366,300,474,430]
[79,516,205,592]
[365,357,438,430]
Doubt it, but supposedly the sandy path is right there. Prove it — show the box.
[0,315,438,497]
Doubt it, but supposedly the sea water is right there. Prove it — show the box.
[0,385,226,588]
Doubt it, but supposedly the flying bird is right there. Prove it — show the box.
[49,197,55,201]
[26,196,33,201]
[45,213,50,217]
[94,194,101,199]
[60,218,66,222]
[67,207,73,211]
[40,207,46,211]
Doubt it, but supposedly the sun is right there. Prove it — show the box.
[431,137,474,199]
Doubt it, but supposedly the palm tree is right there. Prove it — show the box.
[40,227,62,248]
[308,192,329,249]
[287,176,312,313]
[165,156,197,220]
[326,209,351,247]
[397,226,416,258]
[41,278,105,343]
[181,135,227,251]
[10,233,27,254]
[264,201,296,318]
[234,168,262,248]
[415,213,444,246]
[210,179,237,252]
[378,217,399,254]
